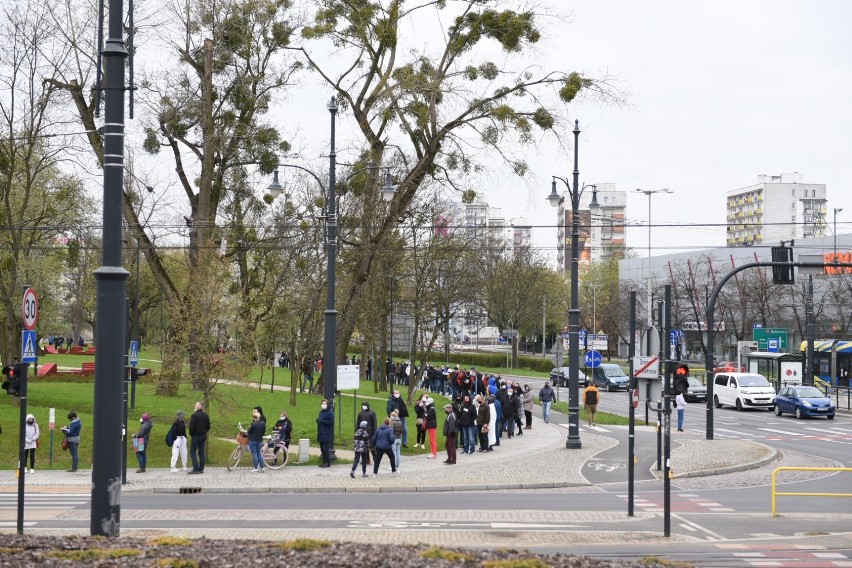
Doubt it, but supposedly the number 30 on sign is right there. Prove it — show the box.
[22,287,38,330]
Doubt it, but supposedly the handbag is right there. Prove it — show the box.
[62,438,69,451]
[420,420,428,431]
[416,417,424,426]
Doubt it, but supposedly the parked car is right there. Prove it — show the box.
[712,372,776,410]
[592,363,629,391]
[684,377,706,402]
[774,386,835,419]
[549,367,587,388]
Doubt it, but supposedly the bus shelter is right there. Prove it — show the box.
[746,352,804,390]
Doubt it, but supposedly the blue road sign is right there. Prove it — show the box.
[767,338,779,353]
[584,350,602,368]
[578,329,587,343]
[129,340,139,367]
[21,330,37,363]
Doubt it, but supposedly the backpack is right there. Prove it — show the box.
[165,425,175,447]
[585,389,599,406]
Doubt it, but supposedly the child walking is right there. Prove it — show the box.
[350,421,371,478]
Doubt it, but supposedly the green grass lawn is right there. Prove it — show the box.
[0,377,450,471]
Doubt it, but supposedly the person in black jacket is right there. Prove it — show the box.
[457,394,477,454]
[273,410,293,448]
[370,418,397,475]
[425,398,438,458]
[170,410,188,472]
[386,389,410,448]
[133,413,153,473]
[188,402,211,474]
[246,408,266,472]
[357,401,377,464]
[442,403,458,464]
[502,387,517,439]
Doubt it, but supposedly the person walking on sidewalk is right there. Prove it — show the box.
[676,392,687,431]
[61,412,81,472]
[133,413,153,473]
[170,410,188,472]
[522,385,534,429]
[442,404,458,464]
[371,418,397,475]
[538,382,556,423]
[188,402,210,474]
[424,397,438,458]
[584,383,600,427]
[386,389,410,448]
[316,399,334,467]
[350,421,371,478]
[24,414,40,474]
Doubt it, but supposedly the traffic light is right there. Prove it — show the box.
[771,245,795,284]
[2,365,20,396]
[674,364,689,394]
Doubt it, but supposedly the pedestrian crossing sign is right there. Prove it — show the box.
[129,341,139,367]
[22,330,37,363]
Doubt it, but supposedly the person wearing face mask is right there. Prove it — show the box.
[273,410,293,449]
[246,407,267,473]
[24,414,40,474]
[356,401,377,465]
[424,397,438,458]
[522,385,534,430]
[133,413,153,473]
[414,394,428,449]
[386,389,410,448]
[316,399,334,467]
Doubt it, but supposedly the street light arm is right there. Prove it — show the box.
[272,163,327,192]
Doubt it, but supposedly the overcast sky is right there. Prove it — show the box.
[521,0,852,258]
[280,1,852,262]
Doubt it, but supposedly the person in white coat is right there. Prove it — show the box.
[24,414,40,474]
[487,397,498,450]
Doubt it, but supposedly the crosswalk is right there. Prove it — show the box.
[714,543,852,567]
[0,493,89,510]
[713,425,851,445]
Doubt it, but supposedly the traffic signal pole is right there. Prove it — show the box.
[16,361,28,535]
[627,290,636,517]
[663,283,672,538]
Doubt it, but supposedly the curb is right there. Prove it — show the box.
[150,480,590,495]
[651,441,780,480]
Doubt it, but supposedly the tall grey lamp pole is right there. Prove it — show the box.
[634,188,672,326]
[546,120,597,450]
[323,96,339,460]
[834,208,843,261]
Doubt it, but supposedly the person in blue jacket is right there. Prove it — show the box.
[370,418,397,475]
[316,399,334,468]
[60,411,82,472]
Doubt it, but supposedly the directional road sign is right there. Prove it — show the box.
[129,341,139,367]
[21,330,37,363]
[584,350,602,368]
[22,287,38,330]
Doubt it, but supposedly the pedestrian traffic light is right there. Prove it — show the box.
[674,364,689,394]
[2,365,20,396]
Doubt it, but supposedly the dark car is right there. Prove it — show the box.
[684,377,706,402]
[774,386,835,419]
[549,367,587,388]
[592,364,629,392]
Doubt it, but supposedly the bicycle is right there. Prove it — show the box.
[227,423,289,471]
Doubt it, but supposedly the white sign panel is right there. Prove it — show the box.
[337,364,360,390]
[632,356,660,379]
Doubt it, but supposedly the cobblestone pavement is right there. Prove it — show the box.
[1,420,797,495]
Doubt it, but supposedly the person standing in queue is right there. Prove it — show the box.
[316,399,334,467]
[61,411,82,472]
[188,402,210,474]
[424,397,438,459]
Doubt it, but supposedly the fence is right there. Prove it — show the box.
[771,466,852,516]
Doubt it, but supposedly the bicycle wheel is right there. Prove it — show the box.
[263,445,289,469]
[227,446,243,471]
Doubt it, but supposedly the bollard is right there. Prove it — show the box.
[298,439,310,463]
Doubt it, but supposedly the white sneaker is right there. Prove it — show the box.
[250,468,258,473]
[29,469,35,474]
[171,468,179,473]
[181,467,188,472]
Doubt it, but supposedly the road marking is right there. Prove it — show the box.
[0,522,36,527]
[679,523,696,531]
[671,513,726,541]
[757,428,805,436]
[0,494,89,510]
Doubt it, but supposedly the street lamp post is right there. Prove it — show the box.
[834,208,843,261]
[546,119,597,450]
[265,96,396,461]
[635,188,672,326]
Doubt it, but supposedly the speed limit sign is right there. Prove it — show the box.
[22,287,38,330]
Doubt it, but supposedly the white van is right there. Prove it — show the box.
[713,372,776,410]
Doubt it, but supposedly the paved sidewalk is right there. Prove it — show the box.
[1,418,777,495]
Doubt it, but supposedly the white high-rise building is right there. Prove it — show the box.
[726,173,827,246]
[556,183,627,273]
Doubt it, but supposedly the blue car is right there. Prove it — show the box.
[774,386,835,419]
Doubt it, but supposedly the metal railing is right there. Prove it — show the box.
[771,466,852,516]
[817,383,852,411]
